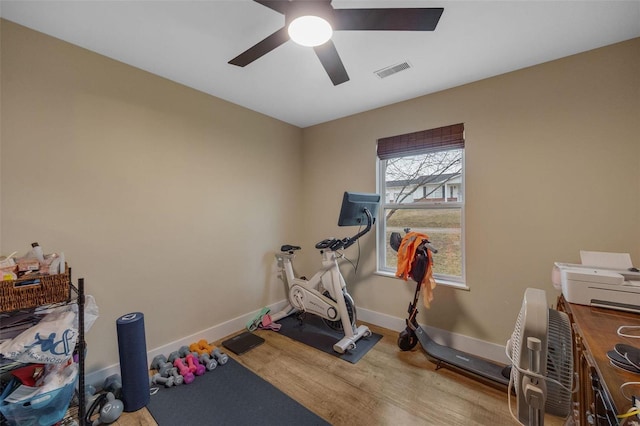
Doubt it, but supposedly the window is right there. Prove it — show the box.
[376,123,465,286]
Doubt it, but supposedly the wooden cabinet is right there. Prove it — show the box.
[557,295,640,425]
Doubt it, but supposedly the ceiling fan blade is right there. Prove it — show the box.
[332,8,444,31]
[313,40,349,86]
[254,0,288,15]
[228,27,289,67]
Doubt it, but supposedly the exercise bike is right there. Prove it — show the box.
[270,192,380,354]
[390,229,510,387]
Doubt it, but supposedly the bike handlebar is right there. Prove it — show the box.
[314,208,374,251]
[423,241,438,254]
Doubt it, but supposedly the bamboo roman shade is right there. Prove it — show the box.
[376,123,465,160]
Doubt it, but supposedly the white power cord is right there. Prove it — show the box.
[620,382,640,401]
[617,391,640,425]
[618,326,640,339]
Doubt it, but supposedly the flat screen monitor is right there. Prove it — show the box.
[337,192,380,227]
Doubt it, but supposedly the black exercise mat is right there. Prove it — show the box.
[147,357,329,425]
[277,314,382,363]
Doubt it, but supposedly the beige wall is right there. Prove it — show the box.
[1,18,639,374]
[0,20,302,372]
[301,37,640,344]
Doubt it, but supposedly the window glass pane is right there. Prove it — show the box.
[384,208,462,278]
[379,147,464,284]
[384,149,463,204]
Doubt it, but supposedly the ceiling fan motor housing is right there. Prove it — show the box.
[285,0,335,26]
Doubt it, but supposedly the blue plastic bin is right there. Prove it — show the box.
[0,375,77,426]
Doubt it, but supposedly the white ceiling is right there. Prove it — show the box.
[1,1,639,128]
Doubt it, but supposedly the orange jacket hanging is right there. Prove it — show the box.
[395,231,437,308]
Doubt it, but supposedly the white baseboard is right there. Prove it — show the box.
[85,299,289,389]
[85,300,507,388]
[357,307,509,365]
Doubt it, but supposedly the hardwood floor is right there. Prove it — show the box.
[105,322,567,426]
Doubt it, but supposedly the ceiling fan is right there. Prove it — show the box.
[228,0,444,86]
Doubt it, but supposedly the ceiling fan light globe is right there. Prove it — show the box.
[288,16,333,47]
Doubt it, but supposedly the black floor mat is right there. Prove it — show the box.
[276,314,382,363]
[147,357,329,425]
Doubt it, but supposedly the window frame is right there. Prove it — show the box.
[375,124,466,288]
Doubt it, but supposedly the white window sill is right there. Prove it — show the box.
[374,270,470,291]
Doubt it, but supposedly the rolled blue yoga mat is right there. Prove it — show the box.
[116,312,150,412]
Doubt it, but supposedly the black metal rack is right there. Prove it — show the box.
[76,277,86,426]
[0,273,86,426]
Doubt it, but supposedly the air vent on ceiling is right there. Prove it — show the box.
[374,61,412,79]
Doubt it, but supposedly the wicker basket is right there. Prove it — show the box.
[0,265,71,313]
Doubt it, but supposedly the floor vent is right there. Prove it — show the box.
[374,61,411,79]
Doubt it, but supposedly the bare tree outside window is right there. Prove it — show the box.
[385,150,462,214]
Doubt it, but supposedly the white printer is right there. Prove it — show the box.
[553,253,640,313]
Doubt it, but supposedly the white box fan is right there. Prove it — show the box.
[507,288,574,426]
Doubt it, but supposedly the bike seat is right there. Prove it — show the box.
[280,244,301,252]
